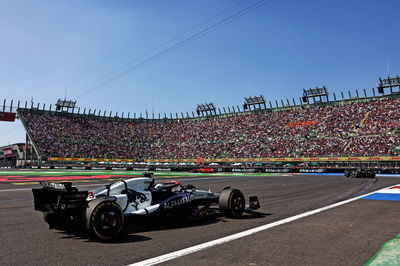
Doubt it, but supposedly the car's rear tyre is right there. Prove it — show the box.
[219,188,245,218]
[43,213,61,229]
[86,200,124,240]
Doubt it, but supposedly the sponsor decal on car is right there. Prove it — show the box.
[40,181,68,190]
[164,195,194,210]
[130,193,149,210]
[62,192,88,200]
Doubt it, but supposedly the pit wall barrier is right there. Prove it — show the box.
[44,157,400,174]
[37,164,400,174]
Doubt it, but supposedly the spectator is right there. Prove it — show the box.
[18,97,400,159]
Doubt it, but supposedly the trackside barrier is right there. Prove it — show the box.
[22,164,400,174]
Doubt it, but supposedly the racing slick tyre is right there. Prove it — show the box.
[86,199,124,241]
[43,213,61,229]
[218,188,245,218]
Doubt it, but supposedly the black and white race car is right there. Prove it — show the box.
[344,169,376,178]
[32,173,260,240]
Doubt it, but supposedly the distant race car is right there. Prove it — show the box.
[191,167,218,173]
[344,169,376,178]
[32,173,260,241]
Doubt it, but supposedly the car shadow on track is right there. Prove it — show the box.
[52,211,271,244]
[125,209,271,234]
[99,234,152,244]
[55,230,152,244]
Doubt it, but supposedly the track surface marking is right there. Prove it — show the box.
[129,184,398,266]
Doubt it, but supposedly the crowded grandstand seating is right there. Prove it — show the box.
[18,97,400,159]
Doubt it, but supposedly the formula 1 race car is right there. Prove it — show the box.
[191,167,218,173]
[344,169,376,178]
[32,173,260,241]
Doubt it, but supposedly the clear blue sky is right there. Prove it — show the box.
[0,0,399,146]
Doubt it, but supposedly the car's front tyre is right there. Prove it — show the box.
[218,188,245,218]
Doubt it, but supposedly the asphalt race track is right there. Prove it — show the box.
[1,170,400,266]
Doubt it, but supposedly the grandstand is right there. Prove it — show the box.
[1,79,400,171]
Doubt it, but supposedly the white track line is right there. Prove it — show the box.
[0,188,34,192]
[128,184,398,266]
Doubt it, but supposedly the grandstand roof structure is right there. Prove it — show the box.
[1,85,397,121]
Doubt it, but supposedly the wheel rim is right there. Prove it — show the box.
[102,212,116,228]
[91,202,123,239]
[230,193,244,215]
[233,197,242,210]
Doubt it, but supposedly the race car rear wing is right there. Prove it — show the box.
[32,182,88,213]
